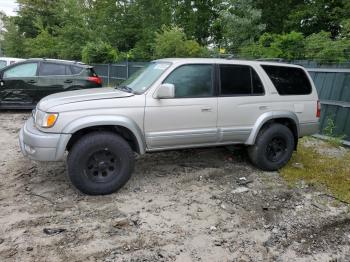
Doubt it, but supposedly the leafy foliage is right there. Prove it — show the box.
[82,41,118,64]
[216,0,266,53]
[0,0,350,62]
[153,26,207,58]
[240,31,305,60]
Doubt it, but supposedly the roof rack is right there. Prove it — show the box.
[255,58,285,62]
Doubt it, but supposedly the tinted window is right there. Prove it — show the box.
[262,65,311,95]
[3,63,38,78]
[39,63,70,76]
[219,65,264,95]
[164,64,213,98]
[71,65,83,75]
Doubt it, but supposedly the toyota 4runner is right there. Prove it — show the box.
[19,58,320,195]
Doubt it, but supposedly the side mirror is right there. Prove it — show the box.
[155,83,175,99]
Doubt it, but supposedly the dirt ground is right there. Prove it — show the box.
[0,112,349,262]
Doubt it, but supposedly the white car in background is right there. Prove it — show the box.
[0,57,25,69]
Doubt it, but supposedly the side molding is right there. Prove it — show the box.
[61,115,146,154]
[245,111,300,145]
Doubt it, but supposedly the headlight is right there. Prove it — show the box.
[35,110,59,128]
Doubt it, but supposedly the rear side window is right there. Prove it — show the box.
[79,68,97,77]
[262,65,312,95]
[71,65,83,75]
[219,65,264,96]
[39,62,71,76]
[88,68,98,77]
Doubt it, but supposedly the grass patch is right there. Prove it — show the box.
[280,139,350,203]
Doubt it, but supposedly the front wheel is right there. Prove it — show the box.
[67,132,135,195]
[247,124,295,171]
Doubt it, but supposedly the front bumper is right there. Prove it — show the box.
[19,117,71,161]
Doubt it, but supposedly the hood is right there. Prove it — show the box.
[37,87,134,111]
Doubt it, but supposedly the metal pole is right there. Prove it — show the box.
[126,57,129,79]
[107,64,110,86]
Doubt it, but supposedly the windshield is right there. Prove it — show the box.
[117,62,171,94]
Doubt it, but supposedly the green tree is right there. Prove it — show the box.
[15,0,60,38]
[240,31,305,60]
[54,0,92,60]
[24,24,58,58]
[1,17,26,57]
[254,0,303,34]
[285,0,346,38]
[173,0,222,45]
[216,0,266,54]
[82,40,118,64]
[153,26,207,58]
[304,31,350,62]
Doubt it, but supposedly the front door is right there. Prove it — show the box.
[0,62,38,107]
[145,64,218,149]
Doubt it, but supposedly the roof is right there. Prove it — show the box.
[154,58,303,68]
[26,58,90,67]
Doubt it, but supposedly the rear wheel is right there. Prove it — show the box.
[248,124,294,171]
[67,131,134,195]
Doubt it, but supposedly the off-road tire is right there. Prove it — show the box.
[67,131,134,195]
[248,124,294,171]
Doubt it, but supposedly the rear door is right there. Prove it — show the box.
[217,64,268,143]
[36,62,74,101]
[0,62,38,107]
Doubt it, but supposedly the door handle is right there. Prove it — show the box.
[64,80,73,83]
[27,80,36,84]
[259,105,269,110]
[201,107,212,112]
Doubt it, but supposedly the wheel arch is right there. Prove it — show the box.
[62,115,146,154]
[245,111,299,148]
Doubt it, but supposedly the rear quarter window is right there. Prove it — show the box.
[71,65,83,75]
[262,65,312,95]
[78,67,97,77]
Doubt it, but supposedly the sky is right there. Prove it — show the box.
[0,0,18,16]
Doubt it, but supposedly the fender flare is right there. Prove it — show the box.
[245,111,300,145]
[60,115,146,154]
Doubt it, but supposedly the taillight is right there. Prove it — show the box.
[316,100,321,118]
[88,76,102,85]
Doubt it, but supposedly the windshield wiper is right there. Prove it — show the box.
[116,85,133,93]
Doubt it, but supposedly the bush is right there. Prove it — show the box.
[240,31,304,60]
[304,31,350,63]
[82,41,118,64]
[153,26,207,58]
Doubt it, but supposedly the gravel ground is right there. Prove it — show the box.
[0,112,349,262]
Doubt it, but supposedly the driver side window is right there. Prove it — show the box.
[3,63,38,79]
[163,64,213,98]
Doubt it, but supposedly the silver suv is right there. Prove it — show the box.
[19,58,320,195]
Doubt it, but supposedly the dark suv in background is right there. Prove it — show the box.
[0,58,102,109]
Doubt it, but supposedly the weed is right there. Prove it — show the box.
[323,117,346,147]
[280,139,350,203]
